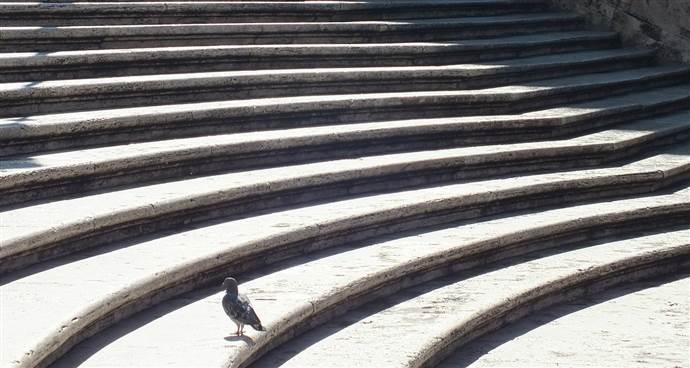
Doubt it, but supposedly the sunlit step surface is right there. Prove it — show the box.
[3,143,689,368]
[0,48,652,116]
[0,13,583,51]
[0,31,618,82]
[253,228,690,368]
[440,274,690,368]
[3,117,690,270]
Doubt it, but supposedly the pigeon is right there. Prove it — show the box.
[221,277,265,336]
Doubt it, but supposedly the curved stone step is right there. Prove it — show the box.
[0,0,550,26]
[1,1,686,368]
[250,228,690,368]
[1,144,689,368]
[0,49,653,116]
[0,13,583,52]
[0,31,619,82]
[3,82,689,158]
[3,118,690,273]
[439,274,689,368]
[50,186,690,368]
[2,65,688,150]
[2,105,690,207]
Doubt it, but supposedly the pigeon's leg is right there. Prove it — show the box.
[239,323,245,336]
[234,321,241,336]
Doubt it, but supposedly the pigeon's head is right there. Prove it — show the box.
[222,277,238,294]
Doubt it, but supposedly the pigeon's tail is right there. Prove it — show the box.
[252,323,265,332]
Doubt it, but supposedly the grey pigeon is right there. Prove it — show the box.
[222,277,265,336]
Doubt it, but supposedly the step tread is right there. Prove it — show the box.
[38,187,690,368]
[250,228,690,368]
[2,65,687,139]
[0,31,616,68]
[0,155,690,366]
[2,117,690,253]
[0,12,579,36]
[0,0,685,367]
[2,146,689,367]
[0,0,546,7]
[1,0,547,12]
[2,106,690,195]
[0,48,651,98]
[439,275,690,368]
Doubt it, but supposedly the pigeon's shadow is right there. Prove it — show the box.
[224,335,255,346]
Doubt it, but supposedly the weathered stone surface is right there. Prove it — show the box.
[2,80,689,207]
[246,229,690,368]
[0,0,550,26]
[0,31,619,82]
[36,186,690,368]
[0,13,583,52]
[441,274,690,368]
[2,124,690,274]
[1,1,690,367]
[1,65,687,150]
[3,146,690,368]
[0,48,654,116]
[550,0,690,63]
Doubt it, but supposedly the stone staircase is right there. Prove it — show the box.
[1,1,689,368]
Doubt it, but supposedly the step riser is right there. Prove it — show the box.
[0,37,619,82]
[17,198,690,368]
[2,20,582,52]
[3,156,688,277]
[3,70,687,154]
[3,0,688,366]
[3,115,689,208]
[0,55,650,117]
[5,81,689,162]
[417,251,690,368]
[246,222,690,368]
[0,4,551,26]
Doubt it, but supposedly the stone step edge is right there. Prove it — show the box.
[0,48,651,100]
[0,31,617,72]
[4,81,689,157]
[411,242,690,368]
[0,0,534,2]
[251,226,690,368]
[1,142,687,281]
[2,108,688,208]
[0,36,620,84]
[0,0,550,26]
[2,129,688,274]
[3,65,688,143]
[17,191,690,368]
[0,13,580,39]
[0,48,652,109]
[0,0,547,13]
[0,17,583,52]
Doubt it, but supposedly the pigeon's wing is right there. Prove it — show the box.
[236,294,262,326]
[222,293,244,321]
